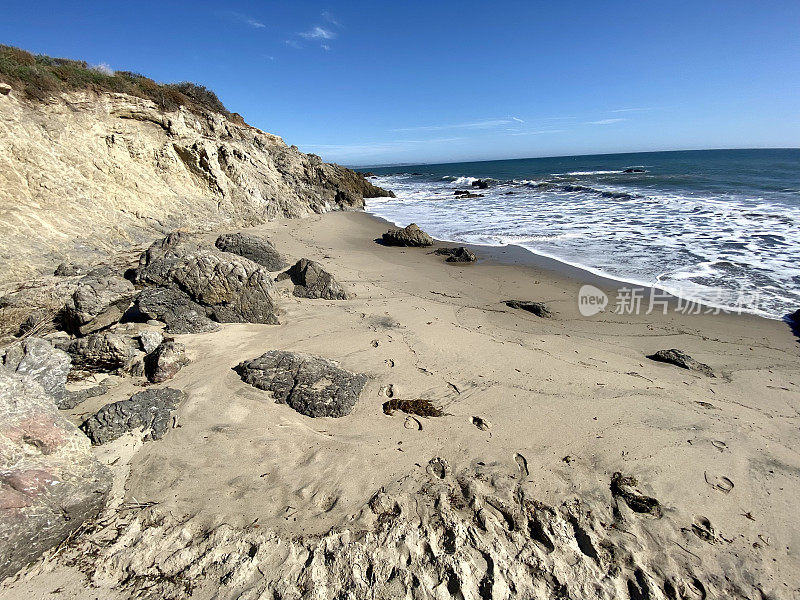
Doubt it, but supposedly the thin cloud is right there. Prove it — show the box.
[586,118,627,125]
[300,26,336,40]
[392,118,523,132]
[321,11,340,26]
[226,11,265,29]
[285,39,303,49]
[510,129,567,136]
[610,107,653,113]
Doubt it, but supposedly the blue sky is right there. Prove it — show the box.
[2,1,799,165]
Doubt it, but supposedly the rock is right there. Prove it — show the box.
[1,338,71,407]
[0,372,111,580]
[334,189,363,209]
[81,388,187,445]
[454,190,483,198]
[623,167,646,173]
[381,224,434,247]
[215,233,288,271]
[0,83,11,96]
[16,310,52,337]
[236,351,368,418]
[134,286,219,334]
[790,309,800,326]
[646,349,714,377]
[134,233,281,325]
[144,340,188,383]
[138,330,164,354]
[278,259,351,300]
[610,472,662,517]
[504,300,553,318]
[434,247,477,263]
[62,274,136,336]
[53,263,87,277]
[471,179,489,189]
[57,332,136,372]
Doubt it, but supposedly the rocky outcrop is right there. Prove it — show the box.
[134,233,281,325]
[144,340,188,383]
[0,371,111,580]
[647,349,714,377]
[61,273,136,336]
[236,351,367,417]
[0,87,392,286]
[133,287,219,334]
[471,179,489,189]
[381,224,434,247]
[215,233,288,271]
[1,337,71,406]
[278,259,351,300]
[505,300,553,318]
[434,247,477,263]
[81,388,186,445]
[57,332,136,373]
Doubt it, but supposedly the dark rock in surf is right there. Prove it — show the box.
[646,349,714,377]
[236,351,367,418]
[381,224,434,247]
[215,233,288,271]
[505,300,553,318]
[454,190,483,198]
[471,179,489,189]
[435,247,477,263]
[278,259,351,300]
[623,167,646,173]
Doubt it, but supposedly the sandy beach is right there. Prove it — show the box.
[2,209,798,599]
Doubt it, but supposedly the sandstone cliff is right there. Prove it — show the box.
[0,85,390,286]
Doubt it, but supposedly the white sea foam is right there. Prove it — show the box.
[562,170,624,176]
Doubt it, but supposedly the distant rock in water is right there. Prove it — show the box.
[454,190,484,198]
[434,247,477,263]
[0,371,111,580]
[236,351,367,417]
[278,259,351,300]
[505,300,552,318]
[471,179,489,189]
[215,233,288,271]
[81,388,187,445]
[646,349,714,377]
[623,167,647,173]
[381,224,434,247]
[134,232,281,325]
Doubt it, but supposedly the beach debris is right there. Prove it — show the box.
[381,223,434,247]
[704,472,734,494]
[277,258,351,300]
[382,398,443,417]
[144,339,188,383]
[236,351,367,418]
[434,247,477,263]
[215,232,288,271]
[0,372,111,580]
[646,349,714,377]
[81,387,187,445]
[505,300,553,318]
[472,416,491,431]
[610,472,662,518]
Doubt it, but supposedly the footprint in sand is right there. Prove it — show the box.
[704,472,734,494]
[385,359,395,368]
[472,416,491,431]
[515,453,529,479]
[711,440,728,452]
[379,384,395,398]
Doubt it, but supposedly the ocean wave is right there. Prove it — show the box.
[562,170,624,176]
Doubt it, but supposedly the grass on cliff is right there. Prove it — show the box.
[0,45,244,121]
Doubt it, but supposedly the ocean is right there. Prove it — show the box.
[363,149,800,320]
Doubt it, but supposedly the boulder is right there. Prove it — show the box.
[381,224,434,247]
[454,190,483,198]
[434,247,477,263]
[471,179,489,189]
[505,300,553,318]
[236,351,368,417]
[53,263,87,277]
[134,287,219,334]
[646,349,714,377]
[790,309,799,326]
[56,332,136,372]
[278,259,351,300]
[62,273,136,336]
[144,340,188,383]
[334,189,363,209]
[81,388,186,445]
[134,233,280,325]
[623,167,646,173]
[138,330,164,354]
[0,372,111,579]
[215,233,288,271]
[1,338,71,407]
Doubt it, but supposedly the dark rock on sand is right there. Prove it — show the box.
[144,340,188,383]
[0,372,111,580]
[62,273,136,336]
[610,472,662,518]
[1,337,71,407]
[215,233,288,271]
[134,287,219,334]
[53,262,87,277]
[505,300,553,318]
[381,224,434,247]
[134,232,280,325]
[236,350,368,418]
[81,387,186,445]
[278,259,351,300]
[435,247,477,263]
[57,332,136,372]
[471,179,489,189]
[646,349,714,377]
